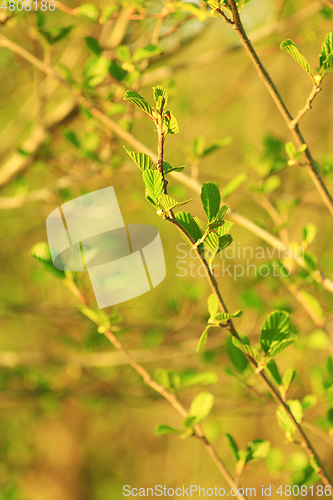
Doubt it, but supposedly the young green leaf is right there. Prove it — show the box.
[77,3,99,22]
[155,425,182,436]
[266,360,282,386]
[280,39,313,78]
[216,220,234,236]
[163,111,179,135]
[301,394,318,412]
[183,416,196,429]
[246,440,271,464]
[189,392,214,423]
[260,310,291,354]
[267,337,297,358]
[207,294,219,319]
[31,242,65,279]
[63,129,81,149]
[222,173,247,200]
[84,36,102,55]
[124,147,156,170]
[196,325,212,352]
[282,369,296,392]
[175,212,202,244]
[162,162,185,175]
[157,194,192,212]
[142,170,164,201]
[124,90,153,116]
[38,26,74,45]
[226,433,239,462]
[193,216,208,233]
[319,31,333,73]
[226,336,249,374]
[133,45,162,62]
[232,337,260,360]
[201,183,221,221]
[153,86,168,107]
[276,406,296,441]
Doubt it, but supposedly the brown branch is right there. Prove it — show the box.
[164,216,333,491]
[220,0,333,218]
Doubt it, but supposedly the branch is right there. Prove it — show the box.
[1,33,333,299]
[64,282,247,500]
[219,0,333,218]
[164,219,333,490]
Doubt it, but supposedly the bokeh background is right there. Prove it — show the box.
[1,0,333,498]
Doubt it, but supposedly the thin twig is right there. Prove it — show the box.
[220,0,333,218]
[290,84,321,128]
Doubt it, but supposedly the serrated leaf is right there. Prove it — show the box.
[208,294,219,319]
[175,212,202,245]
[280,39,313,77]
[124,147,155,170]
[226,433,239,462]
[153,86,168,107]
[213,310,242,322]
[232,337,260,360]
[196,325,211,352]
[142,170,164,201]
[77,3,99,22]
[133,44,162,62]
[201,183,221,221]
[222,173,247,200]
[204,233,233,261]
[208,218,225,231]
[260,310,291,354]
[158,193,192,212]
[155,425,182,435]
[216,220,233,236]
[189,392,214,423]
[319,31,333,73]
[193,216,208,232]
[163,111,179,135]
[267,336,297,358]
[124,90,152,116]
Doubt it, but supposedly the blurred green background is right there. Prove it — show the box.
[0,0,333,498]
